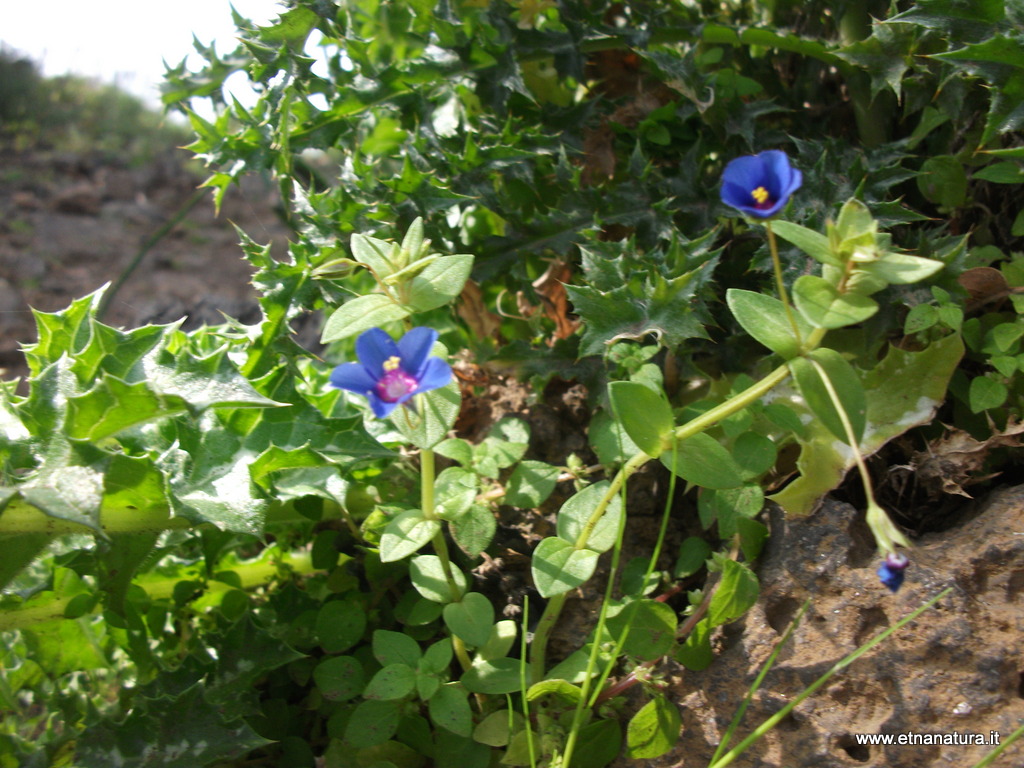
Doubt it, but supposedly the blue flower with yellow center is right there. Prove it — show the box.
[330,327,452,418]
[720,150,803,219]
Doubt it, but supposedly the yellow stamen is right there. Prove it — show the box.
[751,186,770,204]
[383,355,401,371]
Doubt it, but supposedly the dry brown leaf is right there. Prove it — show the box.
[532,259,579,340]
[911,419,1024,498]
[958,266,1010,314]
[456,279,503,342]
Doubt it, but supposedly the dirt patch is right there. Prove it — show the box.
[0,147,291,378]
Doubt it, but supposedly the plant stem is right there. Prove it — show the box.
[528,451,649,685]
[0,500,191,538]
[420,449,463,601]
[765,221,804,348]
[0,548,316,632]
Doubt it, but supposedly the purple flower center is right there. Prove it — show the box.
[376,356,419,402]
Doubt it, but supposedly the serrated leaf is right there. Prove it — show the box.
[66,375,189,440]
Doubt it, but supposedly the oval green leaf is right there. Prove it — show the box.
[660,432,744,489]
[608,381,674,457]
[726,288,811,359]
[793,275,879,329]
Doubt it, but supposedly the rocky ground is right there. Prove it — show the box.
[0,147,291,379]
[2,146,1021,768]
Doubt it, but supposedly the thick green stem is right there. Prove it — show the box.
[0,549,316,632]
[0,500,191,538]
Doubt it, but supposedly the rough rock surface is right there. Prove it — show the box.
[0,147,291,379]
[658,488,1024,768]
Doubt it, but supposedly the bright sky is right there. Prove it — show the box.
[1,0,285,107]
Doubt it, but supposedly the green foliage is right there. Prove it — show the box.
[4,0,1023,765]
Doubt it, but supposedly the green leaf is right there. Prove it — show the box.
[555,481,623,553]
[788,348,866,445]
[473,710,523,747]
[351,232,403,278]
[390,380,462,450]
[406,254,475,313]
[772,335,964,515]
[969,375,1008,413]
[698,484,764,538]
[707,559,759,627]
[460,658,523,694]
[435,467,478,521]
[606,599,678,660]
[732,431,778,479]
[429,684,474,737]
[726,289,812,359]
[379,509,441,562]
[974,161,1024,183]
[316,596,367,654]
[660,432,744,489]
[737,516,769,561]
[449,504,497,558]
[608,381,674,457]
[504,460,560,507]
[364,663,418,701]
[858,252,944,284]
[373,628,423,668]
[345,700,403,748]
[625,696,681,759]
[770,221,838,266]
[314,656,365,702]
[531,537,600,598]
[409,555,468,603]
[793,275,879,329]
[917,155,968,208]
[443,591,495,648]
[674,537,711,579]
[476,619,518,661]
[674,617,713,671]
[320,293,410,344]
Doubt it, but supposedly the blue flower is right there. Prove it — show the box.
[877,552,909,593]
[720,150,803,219]
[330,327,452,418]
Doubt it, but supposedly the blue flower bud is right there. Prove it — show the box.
[877,552,909,593]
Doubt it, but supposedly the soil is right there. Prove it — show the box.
[3,147,1022,767]
[0,146,291,380]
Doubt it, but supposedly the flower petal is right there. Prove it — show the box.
[367,391,399,418]
[396,327,439,375]
[356,328,400,376]
[721,155,765,190]
[330,362,379,395]
[415,356,453,393]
